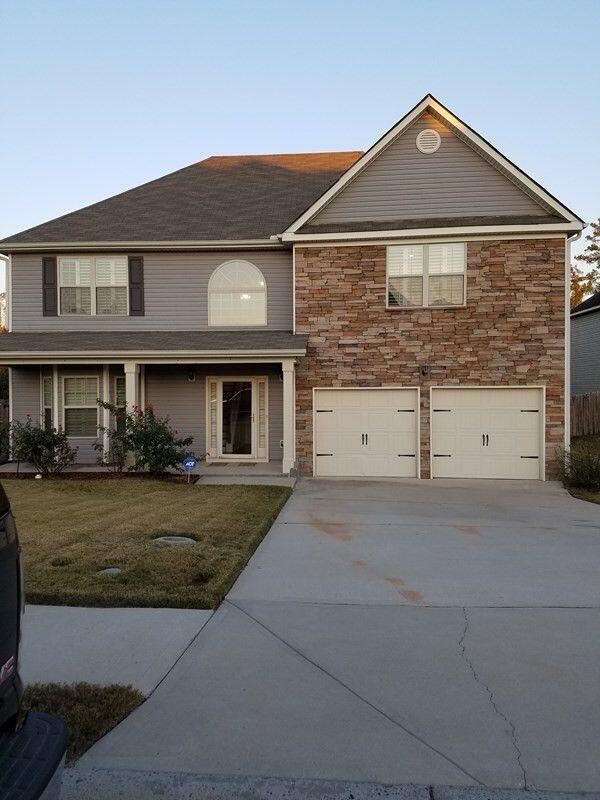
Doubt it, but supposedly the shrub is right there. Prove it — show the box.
[0,423,9,464]
[561,441,600,491]
[11,418,77,475]
[95,402,194,475]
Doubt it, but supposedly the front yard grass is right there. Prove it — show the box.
[22,682,144,764]
[4,479,291,608]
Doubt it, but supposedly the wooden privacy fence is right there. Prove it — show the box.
[571,392,600,437]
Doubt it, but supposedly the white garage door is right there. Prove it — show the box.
[431,387,543,479]
[314,388,418,477]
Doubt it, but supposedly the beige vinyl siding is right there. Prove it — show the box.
[145,364,283,462]
[309,112,549,227]
[10,367,41,425]
[11,250,293,332]
[571,312,600,395]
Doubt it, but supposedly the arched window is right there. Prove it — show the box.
[208,260,267,326]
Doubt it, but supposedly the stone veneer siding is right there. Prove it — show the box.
[294,238,566,478]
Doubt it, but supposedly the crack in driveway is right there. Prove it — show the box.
[226,598,484,787]
[458,607,529,790]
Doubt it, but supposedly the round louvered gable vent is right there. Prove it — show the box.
[416,128,441,154]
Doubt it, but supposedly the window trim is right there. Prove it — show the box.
[40,373,53,430]
[58,256,129,317]
[208,259,268,328]
[386,243,467,310]
[113,375,127,434]
[113,375,126,408]
[62,374,100,439]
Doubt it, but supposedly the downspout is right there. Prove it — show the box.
[0,254,8,330]
[565,230,583,451]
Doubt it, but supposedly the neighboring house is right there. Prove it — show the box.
[571,291,600,395]
[0,95,584,479]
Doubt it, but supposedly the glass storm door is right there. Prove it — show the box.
[206,377,269,462]
[221,381,253,456]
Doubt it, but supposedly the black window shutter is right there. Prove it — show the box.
[128,256,145,316]
[42,256,58,316]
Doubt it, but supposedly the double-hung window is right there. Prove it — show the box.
[58,256,128,315]
[387,243,466,308]
[63,377,99,437]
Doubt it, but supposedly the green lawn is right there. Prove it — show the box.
[22,682,144,764]
[4,479,291,608]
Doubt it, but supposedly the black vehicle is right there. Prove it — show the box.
[0,483,68,800]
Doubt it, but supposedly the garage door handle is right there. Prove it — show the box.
[482,434,489,446]
[365,433,368,445]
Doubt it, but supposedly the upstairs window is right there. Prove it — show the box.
[63,376,99,437]
[208,260,266,326]
[59,256,128,315]
[387,243,466,309]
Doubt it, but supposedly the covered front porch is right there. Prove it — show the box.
[1,330,307,476]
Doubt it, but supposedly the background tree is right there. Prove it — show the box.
[571,218,600,308]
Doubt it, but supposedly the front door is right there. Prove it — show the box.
[206,376,269,462]
[221,380,253,456]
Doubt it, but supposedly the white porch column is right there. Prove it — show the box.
[282,358,296,474]
[124,361,140,411]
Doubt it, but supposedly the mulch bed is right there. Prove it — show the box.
[0,470,190,482]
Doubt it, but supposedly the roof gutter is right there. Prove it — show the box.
[282,222,584,243]
[0,239,287,253]
[570,304,600,319]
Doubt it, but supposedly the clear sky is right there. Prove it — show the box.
[1,0,598,293]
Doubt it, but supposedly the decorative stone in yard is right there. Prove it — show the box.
[98,567,123,576]
[153,535,196,546]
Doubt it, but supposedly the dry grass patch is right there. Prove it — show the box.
[4,479,290,608]
[569,489,600,505]
[22,682,144,764]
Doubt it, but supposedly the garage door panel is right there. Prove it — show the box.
[314,389,418,478]
[431,388,543,480]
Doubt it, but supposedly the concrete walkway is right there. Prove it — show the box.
[21,606,212,695]
[77,479,600,791]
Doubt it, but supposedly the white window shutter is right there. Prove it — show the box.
[257,378,268,461]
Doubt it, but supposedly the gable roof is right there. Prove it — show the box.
[282,94,584,239]
[0,94,584,251]
[571,291,600,317]
[0,152,362,248]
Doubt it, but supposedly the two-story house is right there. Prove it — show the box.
[0,95,583,479]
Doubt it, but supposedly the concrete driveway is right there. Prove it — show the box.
[79,479,600,792]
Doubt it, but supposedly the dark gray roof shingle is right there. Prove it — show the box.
[300,214,566,234]
[0,153,363,245]
[0,330,308,354]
